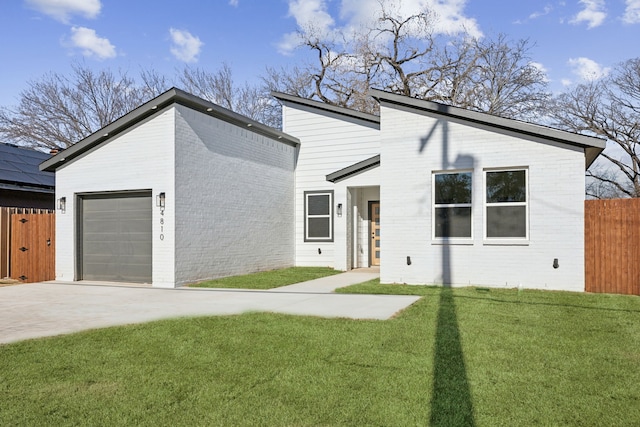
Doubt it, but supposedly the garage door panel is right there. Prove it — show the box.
[81,193,152,283]
[84,229,150,240]
[83,240,151,257]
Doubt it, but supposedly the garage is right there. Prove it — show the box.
[79,191,152,283]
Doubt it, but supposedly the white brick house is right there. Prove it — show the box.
[43,88,604,291]
[275,90,604,292]
[41,89,297,287]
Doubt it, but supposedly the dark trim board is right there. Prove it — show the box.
[326,155,380,183]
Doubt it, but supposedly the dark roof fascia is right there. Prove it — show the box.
[0,182,55,193]
[326,155,380,183]
[272,91,380,126]
[41,88,300,172]
[369,89,606,168]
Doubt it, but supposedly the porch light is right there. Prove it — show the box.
[57,197,66,213]
[156,192,166,208]
[337,203,343,217]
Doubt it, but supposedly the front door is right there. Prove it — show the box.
[370,202,380,266]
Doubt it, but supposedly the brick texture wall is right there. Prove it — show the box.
[173,105,295,285]
[380,105,586,291]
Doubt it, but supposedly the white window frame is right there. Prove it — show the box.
[484,167,529,242]
[304,190,334,242]
[432,170,473,242]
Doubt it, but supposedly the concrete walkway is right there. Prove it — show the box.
[0,270,420,345]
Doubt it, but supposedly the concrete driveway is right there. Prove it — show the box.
[0,271,421,344]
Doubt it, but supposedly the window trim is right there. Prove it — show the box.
[304,190,334,242]
[483,167,529,242]
[432,170,473,241]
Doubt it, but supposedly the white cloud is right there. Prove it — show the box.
[623,0,640,24]
[340,0,482,38]
[277,0,335,54]
[169,28,203,63]
[69,26,115,59]
[561,78,573,86]
[428,0,483,38]
[529,5,553,19]
[279,0,482,54]
[568,57,610,81]
[570,0,606,28]
[277,32,303,55]
[26,0,101,23]
[229,0,239,6]
[530,61,550,82]
[291,0,335,35]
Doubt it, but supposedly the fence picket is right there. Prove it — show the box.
[585,199,640,295]
[1,207,55,282]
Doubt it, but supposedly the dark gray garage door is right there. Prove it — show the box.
[80,192,152,283]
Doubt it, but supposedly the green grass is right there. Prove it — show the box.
[1,282,639,426]
[188,266,341,289]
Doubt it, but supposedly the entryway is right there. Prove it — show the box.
[347,186,380,269]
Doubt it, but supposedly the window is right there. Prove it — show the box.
[433,171,472,239]
[304,190,333,242]
[485,169,528,239]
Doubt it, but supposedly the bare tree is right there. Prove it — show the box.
[366,5,441,97]
[177,63,282,128]
[551,59,640,198]
[0,63,164,150]
[0,62,285,150]
[281,1,550,121]
[463,35,550,120]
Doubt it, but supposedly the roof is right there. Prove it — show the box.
[41,88,300,172]
[0,143,55,192]
[271,91,380,126]
[326,155,380,183]
[369,89,606,168]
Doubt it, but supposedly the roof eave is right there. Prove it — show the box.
[326,155,380,183]
[585,146,605,169]
[272,91,380,125]
[369,89,607,162]
[41,88,299,172]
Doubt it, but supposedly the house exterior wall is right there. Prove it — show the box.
[54,108,176,287]
[173,105,295,285]
[280,102,380,269]
[380,104,586,291]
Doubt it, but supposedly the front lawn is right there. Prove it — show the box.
[189,266,340,289]
[1,283,639,425]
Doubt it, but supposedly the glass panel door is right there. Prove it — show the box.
[370,202,380,266]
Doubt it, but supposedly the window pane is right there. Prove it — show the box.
[435,207,471,238]
[307,194,330,215]
[487,206,526,238]
[308,217,330,238]
[435,173,472,204]
[486,170,526,203]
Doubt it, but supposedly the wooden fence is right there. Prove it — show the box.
[585,198,640,295]
[0,207,55,283]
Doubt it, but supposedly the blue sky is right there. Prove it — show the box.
[0,0,639,107]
